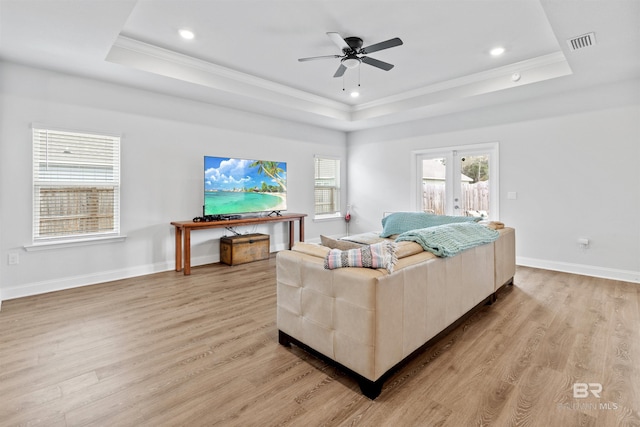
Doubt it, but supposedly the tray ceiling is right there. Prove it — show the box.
[1,0,638,131]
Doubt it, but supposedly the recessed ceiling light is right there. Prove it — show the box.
[490,46,505,57]
[179,29,195,40]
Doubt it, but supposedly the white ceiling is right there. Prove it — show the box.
[1,0,638,131]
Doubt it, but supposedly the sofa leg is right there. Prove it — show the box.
[278,330,292,347]
[358,378,383,400]
[485,293,497,305]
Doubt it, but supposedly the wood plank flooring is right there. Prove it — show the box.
[0,258,638,426]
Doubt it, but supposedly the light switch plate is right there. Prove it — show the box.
[8,252,19,265]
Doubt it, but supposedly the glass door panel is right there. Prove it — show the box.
[421,157,447,214]
[459,154,490,218]
[416,143,498,220]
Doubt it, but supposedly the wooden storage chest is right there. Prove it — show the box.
[220,233,270,266]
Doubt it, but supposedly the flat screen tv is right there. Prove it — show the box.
[204,156,287,217]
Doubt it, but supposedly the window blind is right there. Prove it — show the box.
[314,157,340,215]
[32,128,121,241]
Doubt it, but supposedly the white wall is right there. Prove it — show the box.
[0,62,347,300]
[1,62,638,303]
[348,80,640,283]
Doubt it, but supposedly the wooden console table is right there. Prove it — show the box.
[171,213,306,275]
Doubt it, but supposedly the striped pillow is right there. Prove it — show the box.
[324,241,397,273]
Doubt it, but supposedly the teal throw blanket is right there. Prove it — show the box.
[395,222,499,257]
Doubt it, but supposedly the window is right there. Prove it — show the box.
[413,142,499,220]
[32,127,121,243]
[314,156,340,218]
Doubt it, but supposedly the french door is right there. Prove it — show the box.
[413,143,499,220]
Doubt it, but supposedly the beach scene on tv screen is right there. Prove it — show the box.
[204,157,287,215]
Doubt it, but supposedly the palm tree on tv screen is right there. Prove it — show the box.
[250,160,286,192]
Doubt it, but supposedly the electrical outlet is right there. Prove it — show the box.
[8,252,19,265]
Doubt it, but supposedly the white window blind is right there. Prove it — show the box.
[314,156,340,216]
[32,127,121,242]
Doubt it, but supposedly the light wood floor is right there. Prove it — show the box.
[1,258,639,427]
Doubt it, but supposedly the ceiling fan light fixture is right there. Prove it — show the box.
[342,57,361,69]
[350,91,360,98]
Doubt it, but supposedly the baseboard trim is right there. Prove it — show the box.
[2,243,288,301]
[517,256,640,284]
[3,261,175,301]
[4,252,636,301]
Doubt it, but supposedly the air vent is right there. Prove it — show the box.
[567,32,596,51]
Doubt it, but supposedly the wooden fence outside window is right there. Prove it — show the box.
[37,187,115,237]
[422,181,489,216]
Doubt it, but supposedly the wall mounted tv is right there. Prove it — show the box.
[204,156,287,217]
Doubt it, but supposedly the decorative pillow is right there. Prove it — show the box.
[324,241,397,273]
[320,235,363,250]
[380,212,480,237]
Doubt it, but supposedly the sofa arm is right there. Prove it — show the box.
[494,227,516,289]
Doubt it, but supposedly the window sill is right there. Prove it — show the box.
[24,235,127,252]
[313,213,343,222]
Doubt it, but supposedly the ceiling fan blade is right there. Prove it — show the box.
[298,54,341,62]
[333,64,347,78]
[327,32,349,51]
[361,56,394,71]
[361,37,403,54]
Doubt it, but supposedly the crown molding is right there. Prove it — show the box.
[107,36,572,127]
[354,51,570,112]
[350,51,572,124]
[108,35,351,113]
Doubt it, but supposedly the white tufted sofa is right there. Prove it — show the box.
[276,227,516,399]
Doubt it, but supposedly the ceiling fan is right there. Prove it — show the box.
[298,32,403,78]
